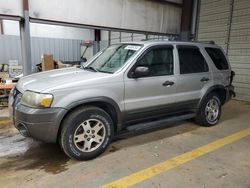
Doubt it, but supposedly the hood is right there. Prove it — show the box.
[17,67,112,93]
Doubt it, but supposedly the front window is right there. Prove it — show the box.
[135,46,174,77]
[83,44,142,73]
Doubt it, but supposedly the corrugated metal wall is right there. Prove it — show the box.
[197,0,231,51]
[0,35,81,66]
[197,0,250,101]
[30,37,81,64]
[229,0,250,101]
[0,35,22,65]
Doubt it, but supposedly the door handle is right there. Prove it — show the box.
[162,81,174,86]
[200,77,210,82]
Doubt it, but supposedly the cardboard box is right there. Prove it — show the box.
[54,60,72,69]
[41,54,54,71]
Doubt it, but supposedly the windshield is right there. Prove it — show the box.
[83,44,142,73]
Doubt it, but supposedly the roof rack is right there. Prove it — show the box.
[141,36,179,42]
[140,39,216,44]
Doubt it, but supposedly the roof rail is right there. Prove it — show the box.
[195,40,215,44]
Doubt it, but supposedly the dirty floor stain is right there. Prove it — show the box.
[0,121,71,175]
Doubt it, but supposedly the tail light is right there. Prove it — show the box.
[230,70,235,85]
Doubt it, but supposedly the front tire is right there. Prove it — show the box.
[60,106,114,160]
[195,93,221,127]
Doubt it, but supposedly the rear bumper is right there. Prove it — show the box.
[225,85,235,103]
[9,93,67,143]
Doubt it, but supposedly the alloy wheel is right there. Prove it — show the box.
[205,98,219,123]
[73,119,106,152]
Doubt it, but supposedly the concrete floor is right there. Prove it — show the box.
[0,100,250,188]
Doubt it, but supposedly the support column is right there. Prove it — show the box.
[108,31,111,46]
[180,0,194,41]
[0,19,3,34]
[94,29,101,53]
[194,0,200,40]
[226,0,234,55]
[20,0,32,75]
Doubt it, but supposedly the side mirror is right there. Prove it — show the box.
[132,66,150,78]
[80,58,87,67]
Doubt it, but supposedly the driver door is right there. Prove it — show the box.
[123,45,177,122]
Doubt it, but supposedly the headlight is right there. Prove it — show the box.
[21,91,53,108]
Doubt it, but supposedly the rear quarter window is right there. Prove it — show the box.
[205,47,229,70]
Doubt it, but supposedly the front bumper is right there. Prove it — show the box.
[9,91,67,143]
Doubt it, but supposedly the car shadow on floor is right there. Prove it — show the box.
[1,101,248,175]
[107,120,198,153]
[0,119,198,175]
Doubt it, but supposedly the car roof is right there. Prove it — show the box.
[119,40,221,48]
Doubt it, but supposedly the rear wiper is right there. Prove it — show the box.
[83,66,98,72]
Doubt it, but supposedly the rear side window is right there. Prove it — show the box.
[205,47,229,70]
[178,46,209,74]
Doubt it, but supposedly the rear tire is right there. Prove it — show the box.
[60,106,114,160]
[195,93,221,127]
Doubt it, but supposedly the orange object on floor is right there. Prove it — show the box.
[0,83,15,90]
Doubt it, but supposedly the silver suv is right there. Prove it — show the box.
[9,41,235,160]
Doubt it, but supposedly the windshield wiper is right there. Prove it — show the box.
[82,66,98,72]
[98,70,113,74]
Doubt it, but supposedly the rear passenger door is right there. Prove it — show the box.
[175,45,212,105]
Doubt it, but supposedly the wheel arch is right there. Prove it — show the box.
[56,97,123,142]
[199,85,227,108]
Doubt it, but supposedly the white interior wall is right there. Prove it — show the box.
[2,20,94,40]
[101,31,109,41]
[1,0,182,37]
[28,0,181,34]
[0,0,23,17]
[2,20,20,36]
[30,23,94,40]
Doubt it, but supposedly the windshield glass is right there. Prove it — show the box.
[84,44,142,73]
